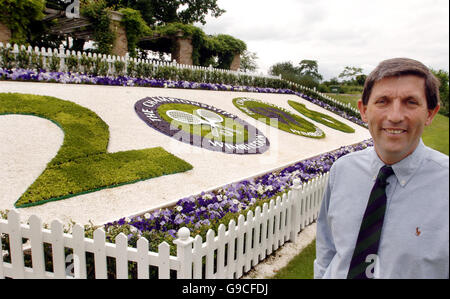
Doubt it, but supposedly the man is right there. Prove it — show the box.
[314,58,449,279]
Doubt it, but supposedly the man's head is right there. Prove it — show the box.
[361,58,441,109]
[358,58,441,165]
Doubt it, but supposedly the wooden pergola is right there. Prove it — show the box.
[44,8,94,40]
[21,7,241,69]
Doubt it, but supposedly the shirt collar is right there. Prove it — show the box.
[369,139,428,187]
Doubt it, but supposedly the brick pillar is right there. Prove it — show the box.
[172,37,193,65]
[110,19,128,57]
[230,53,241,71]
[109,11,128,57]
[0,21,11,44]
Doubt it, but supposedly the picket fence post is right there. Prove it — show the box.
[7,210,25,279]
[173,227,193,279]
[290,178,302,242]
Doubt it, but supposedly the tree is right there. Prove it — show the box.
[269,60,323,89]
[239,50,258,72]
[298,59,322,82]
[104,0,225,25]
[355,74,367,86]
[269,61,300,82]
[0,0,46,44]
[339,66,364,83]
[431,69,449,116]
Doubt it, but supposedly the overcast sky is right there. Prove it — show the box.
[196,0,449,80]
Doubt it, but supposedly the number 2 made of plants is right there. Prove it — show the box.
[0,93,193,208]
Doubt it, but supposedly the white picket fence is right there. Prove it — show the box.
[0,42,280,81]
[0,173,328,279]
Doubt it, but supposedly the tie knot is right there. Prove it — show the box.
[377,165,394,183]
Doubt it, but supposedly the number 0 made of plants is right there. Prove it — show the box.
[287,100,355,133]
[0,93,193,208]
[233,97,325,138]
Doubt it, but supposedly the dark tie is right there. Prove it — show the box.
[347,165,395,279]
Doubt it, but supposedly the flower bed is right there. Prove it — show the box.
[102,139,373,253]
[0,68,367,128]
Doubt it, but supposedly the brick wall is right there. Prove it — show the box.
[0,22,11,44]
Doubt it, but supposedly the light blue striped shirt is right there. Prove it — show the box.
[314,139,449,279]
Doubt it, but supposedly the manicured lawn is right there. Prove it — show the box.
[271,239,316,279]
[325,93,360,109]
[423,113,449,155]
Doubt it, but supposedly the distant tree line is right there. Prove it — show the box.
[268,59,448,116]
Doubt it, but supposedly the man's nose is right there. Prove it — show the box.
[387,100,405,123]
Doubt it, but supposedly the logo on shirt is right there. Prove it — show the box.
[415,227,421,236]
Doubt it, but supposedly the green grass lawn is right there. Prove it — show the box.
[325,93,360,109]
[271,239,316,279]
[423,113,449,155]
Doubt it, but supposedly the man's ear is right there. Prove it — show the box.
[358,99,368,123]
[425,103,440,126]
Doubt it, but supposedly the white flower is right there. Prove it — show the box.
[129,226,141,235]
[232,199,239,205]
[257,185,265,195]
[144,213,151,219]
[176,206,183,212]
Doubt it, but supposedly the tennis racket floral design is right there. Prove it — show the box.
[135,96,269,154]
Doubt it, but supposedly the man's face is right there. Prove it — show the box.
[358,75,440,164]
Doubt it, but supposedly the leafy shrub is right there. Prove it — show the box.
[154,65,177,80]
[126,60,136,77]
[66,55,79,73]
[0,47,15,69]
[80,55,94,74]
[16,49,30,69]
[113,60,125,76]
[48,53,60,72]
[31,52,44,70]
[93,57,109,76]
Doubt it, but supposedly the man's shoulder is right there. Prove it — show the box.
[424,146,449,171]
[332,146,373,169]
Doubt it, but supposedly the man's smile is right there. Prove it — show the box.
[383,128,407,135]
